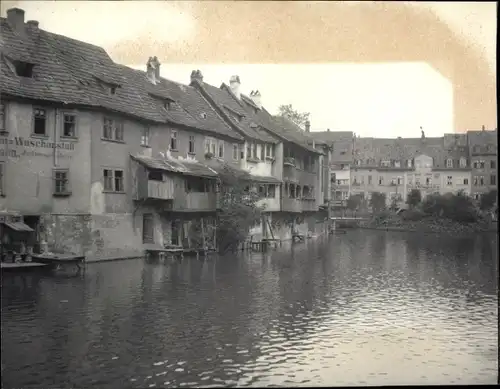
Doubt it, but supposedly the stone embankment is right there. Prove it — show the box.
[360,215,498,236]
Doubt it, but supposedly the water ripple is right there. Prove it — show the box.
[1,232,498,388]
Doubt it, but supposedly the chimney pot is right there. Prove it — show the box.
[146,56,161,84]
[229,75,241,99]
[481,125,485,131]
[190,69,203,84]
[305,120,311,133]
[249,89,262,108]
[26,20,39,29]
[7,8,25,33]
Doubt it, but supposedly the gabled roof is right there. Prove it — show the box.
[270,115,323,154]
[191,80,278,143]
[131,154,218,178]
[0,18,94,106]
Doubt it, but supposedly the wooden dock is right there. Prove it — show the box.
[1,262,48,272]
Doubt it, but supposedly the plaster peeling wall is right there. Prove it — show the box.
[90,181,105,215]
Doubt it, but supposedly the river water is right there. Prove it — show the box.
[1,231,498,388]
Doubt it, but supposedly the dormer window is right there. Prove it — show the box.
[446,158,453,168]
[459,157,467,168]
[200,112,207,119]
[110,86,117,95]
[13,60,34,78]
[407,159,413,168]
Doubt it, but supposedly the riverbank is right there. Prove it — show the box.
[360,214,498,235]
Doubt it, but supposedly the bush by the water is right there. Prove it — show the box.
[420,192,478,223]
[401,208,426,221]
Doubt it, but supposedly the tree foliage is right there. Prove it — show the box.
[277,104,310,130]
[421,192,478,223]
[216,165,262,253]
[346,194,363,211]
[370,192,386,213]
[406,189,422,209]
[479,189,498,210]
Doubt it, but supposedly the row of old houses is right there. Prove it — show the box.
[311,128,498,209]
[0,8,328,261]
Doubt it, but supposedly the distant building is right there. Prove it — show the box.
[467,128,498,200]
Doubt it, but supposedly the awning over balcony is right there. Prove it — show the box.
[131,154,218,179]
[250,175,282,184]
[205,160,282,184]
[1,221,34,232]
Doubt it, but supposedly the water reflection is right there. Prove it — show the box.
[1,231,498,388]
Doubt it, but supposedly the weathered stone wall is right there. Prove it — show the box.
[87,213,143,261]
[42,214,92,255]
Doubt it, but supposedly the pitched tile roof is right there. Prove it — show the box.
[132,154,218,178]
[191,80,278,143]
[309,131,354,144]
[467,129,498,155]
[0,17,242,141]
[269,115,323,154]
[117,66,243,140]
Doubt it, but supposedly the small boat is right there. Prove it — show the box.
[31,252,86,272]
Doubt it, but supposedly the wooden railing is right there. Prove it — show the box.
[282,198,302,212]
[172,192,217,211]
[141,180,174,200]
[301,199,318,212]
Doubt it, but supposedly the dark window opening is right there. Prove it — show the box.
[13,60,35,78]
[170,131,177,150]
[148,170,163,181]
[188,136,195,154]
[62,114,76,137]
[142,213,154,244]
[33,108,47,135]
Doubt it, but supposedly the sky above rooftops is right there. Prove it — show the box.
[1,1,496,138]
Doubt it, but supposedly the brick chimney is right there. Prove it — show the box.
[190,69,203,84]
[249,90,262,108]
[305,120,311,133]
[7,8,25,33]
[229,75,241,100]
[146,56,161,84]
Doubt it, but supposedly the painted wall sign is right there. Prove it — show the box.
[0,137,75,150]
[0,136,75,159]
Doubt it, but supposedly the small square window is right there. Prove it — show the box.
[0,102,5,131]
[188,135,195,154]
[232,144,239,160]
[62,114,77,137]
[53,169,70,195]
[218,141,224,158]
[114,121,124,141]
[170,131,178,151]
[33,108,47,136]
[141,127,150,146]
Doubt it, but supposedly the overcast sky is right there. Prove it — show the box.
[1,1,496,138]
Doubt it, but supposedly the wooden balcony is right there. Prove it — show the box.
[301,199,318,212]
[283,165,317,186]
[283,165,299,183]
[138,180,174,200]
[282,198,302,213]
[172,192,217,212]
[257,198,281,212]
